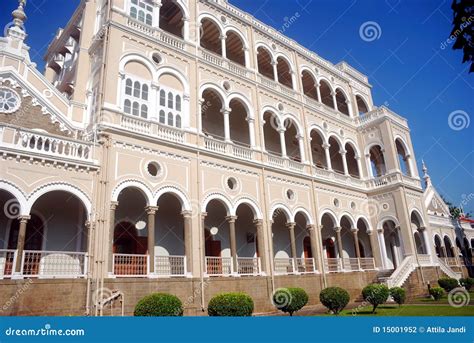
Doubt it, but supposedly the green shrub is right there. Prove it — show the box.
[319,287,350,315]
[207,292,254,317]
[429,287,444,301]
[459,278,474,291]
[438,277,459,292]
[390,287,406,307]
[273,288,309,316]
[134,293,183,316]
[362,284,390,313]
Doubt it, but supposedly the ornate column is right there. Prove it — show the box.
[198,98,204,134]
[297,134,306,163]
[355,155,363,178]
[290,70,297,90]
[247,117,256,148]
[201,212,207,262]
[220,35,227,59]
[182,17,189,41]
[226,216,238,272]
[260,119,266,152]
[315,82,321,102]
[146,206,159,274]
[352,228,361,258]
[150,82,159,121]
[272,61,278,82]
[254,219,266,274]
[182,210,193,275]
[286,222,297,260]
[340,149,349,176]
[153,1,162,28]
[278,128,287,158]
[108,201,119,274]
[323,143,332,170]
[243,46,250,68]
[346,99,353,117]
[14,215,30,274]
[221,107,232,142]
[377,228,388,269]
[307,225,320,272]
[331,91,338,111]
[334,227,344,269]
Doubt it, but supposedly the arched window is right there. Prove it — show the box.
[395,139,411,176]
[167,92,173,109]
[123,77,150,118]
[175,115,182,128]
[130,0,153,26]
[175,95,181,111]
[167,112,174,126]
[200,19,222,55]
[356,95,369,115]
[159,110,165,124]
[160,90,166,106]
[368,145,386,177]
[159,0,184,38]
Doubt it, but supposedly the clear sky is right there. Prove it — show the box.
[1,0,473,212]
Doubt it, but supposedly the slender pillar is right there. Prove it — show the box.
[286,222,297,260]
[332,91,338,111]
[340,149,349,176]
[334,227,344,269]
[419,227,433,263]
[297,134,306,162]
[378,228,388,269]
[108,201,119,274]
[247,117,256,148]
[254,219,266,274]
[226,216,238,272]
[146,206,159,274]
[182,210,193,275]
[307,225,320,272]
[243,47,250,68]
[220,35,227,59]
[315,82,321,102]
[323,143,332,170]
[352,228,361,258]
[182,17,189,41]
[201,212,207,262]
[14,215,30,274]
[221,108,231,142]
[150,82,159,121]
[290,70,296,90]
[279,129,287,158]
[272,61,278,82]
[355,156,363,178]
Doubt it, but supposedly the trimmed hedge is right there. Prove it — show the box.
[438,277,459,292]
[429,287,444,301]
[362,284,390,313]
[134,293,183,316]
[319,287,350,315]
[460,278,474,291]
[207,292,254,317]
[273,287,309,316]
[390,287,406,307]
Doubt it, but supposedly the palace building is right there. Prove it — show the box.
[0,0,472,316]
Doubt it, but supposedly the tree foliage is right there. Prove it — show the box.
[451,0,474,73]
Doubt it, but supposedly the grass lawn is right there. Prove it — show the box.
[334,305,474,316]
[414,291,474,305]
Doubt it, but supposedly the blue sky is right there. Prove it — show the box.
[1,0,473,212]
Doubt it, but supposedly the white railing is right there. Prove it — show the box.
[0,249,16,279]
[231,144,253,160]
[440,257,460,267]
[199,48,249,77]
[156,125,185,143]
[121,115,151,134]
[126,18,185,50]
[324,258,343,272]
[295,258,316,274]
[236,257,260,276]
[205,256,233,276]
[343,258,361,271]
[21,250,87,278]
[204,137,227,154]
[154,255,186,277]
[9,128,93,162]
[437,257,462,280]
[274,258,295,275]
[113,253,148,277]
[288,159,305,172]
[359,257,376,270]
[200,49,224,67]
[417,254,432,266]
[385,255,416,288]
[266,153,286,168]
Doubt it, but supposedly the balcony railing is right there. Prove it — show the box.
[236,257,261,276]
[0,126,95,162]
[154,255,187,277]
[203,136,254,161]
[113,253,148,277]
[274,258,296,275]
[440,257,460,267]
[324,257,376,273]
[199,48,249,78]
[126,18,185,50]
[21,250,87,278]
[295,258,316,274]
[205,256,233,276]
[417,254,432,266]
[0,249,16,279]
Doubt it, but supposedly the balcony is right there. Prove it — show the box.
[0,249,87,279]
[112,254,188,278]
[199,49,249,78]
[202,136,254,161]
[126,18,185,50]
[355,106,408,128]
[274,257,318,275]
[204,256,261,277]
[0,125,96,164]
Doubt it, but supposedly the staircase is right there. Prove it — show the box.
[437,257,462,280]
[384,256,417,288]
